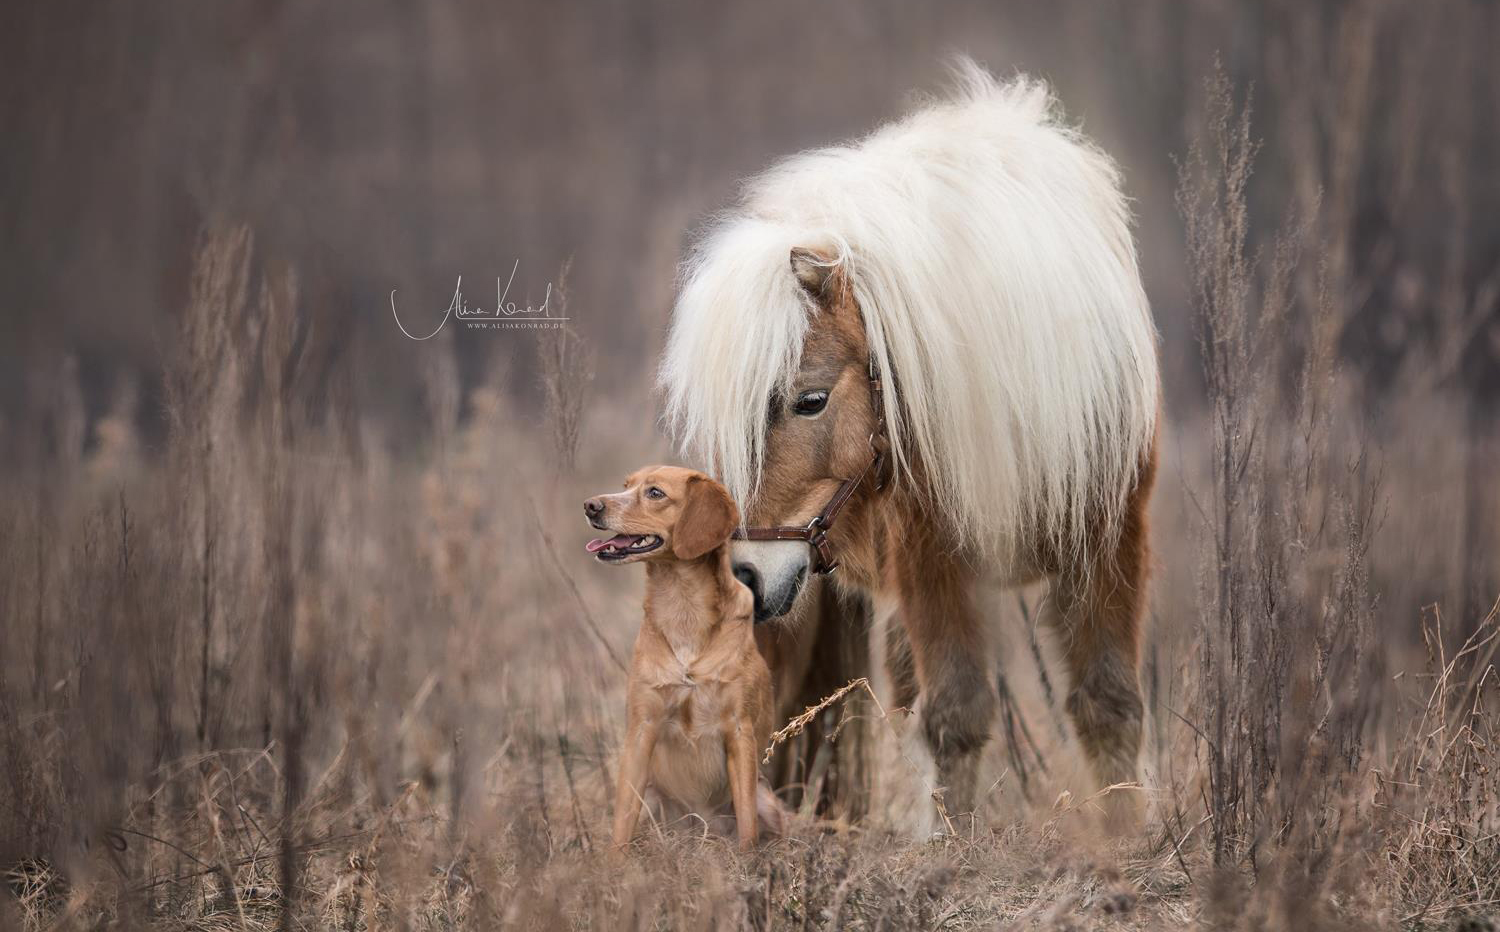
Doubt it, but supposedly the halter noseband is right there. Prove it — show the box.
[729,356,890,575]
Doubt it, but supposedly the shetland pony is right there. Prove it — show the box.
[658,60,1160,822]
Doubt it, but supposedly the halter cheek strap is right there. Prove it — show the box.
[729,357,890,575]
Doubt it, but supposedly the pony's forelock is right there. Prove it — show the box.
[659,220,817,507]
[659,58,1159,566]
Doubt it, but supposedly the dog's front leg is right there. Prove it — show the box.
[724,719,760,850]
[612,715,660,850]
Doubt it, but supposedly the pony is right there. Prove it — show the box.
[658,60,1160,821]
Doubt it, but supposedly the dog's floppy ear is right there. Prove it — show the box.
[673,476,740,560]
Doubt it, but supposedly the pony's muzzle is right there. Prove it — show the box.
[730,539,809,623]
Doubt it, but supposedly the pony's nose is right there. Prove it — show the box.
[731,539,811,622]
[733,562,763,615]
[583,498,605,520]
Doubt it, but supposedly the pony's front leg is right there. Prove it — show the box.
[890,541,996,824]
[1040,443,1155,831]
[1041,566,1145,831]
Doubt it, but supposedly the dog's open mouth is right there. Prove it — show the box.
[585,534,663,560]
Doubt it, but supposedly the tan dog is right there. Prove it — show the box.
[584,466,780,850]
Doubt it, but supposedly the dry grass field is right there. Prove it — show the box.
[3,3,1499,930]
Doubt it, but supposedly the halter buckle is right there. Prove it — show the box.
[807,523,839,576]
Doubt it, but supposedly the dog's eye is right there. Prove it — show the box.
[646,487,666,500]
[791,390,829,417]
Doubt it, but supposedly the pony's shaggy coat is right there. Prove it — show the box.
[660,62,1159,566]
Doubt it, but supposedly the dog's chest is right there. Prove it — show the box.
[654,643,733,739]
[650,661,735,808]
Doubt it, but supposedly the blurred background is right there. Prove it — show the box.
[6,2,1497,434]
[3,2,1498,928]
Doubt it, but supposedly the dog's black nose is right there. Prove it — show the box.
[583,498,605,519]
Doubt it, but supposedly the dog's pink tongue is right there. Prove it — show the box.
[586,534,635,553]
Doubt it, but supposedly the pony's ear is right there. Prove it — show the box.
[790,247,841,300]
[672,476,740,560]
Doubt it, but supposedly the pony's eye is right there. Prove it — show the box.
[792,390,829,417]
[646,487,666,500]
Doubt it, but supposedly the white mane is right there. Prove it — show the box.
[659,60,1159,565]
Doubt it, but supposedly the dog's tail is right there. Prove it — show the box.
[756,782,788,836]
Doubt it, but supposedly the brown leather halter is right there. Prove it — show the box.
[729,356,890,576]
